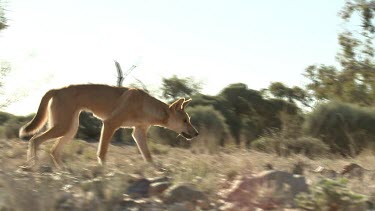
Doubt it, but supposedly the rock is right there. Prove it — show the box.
[313,166,337,178]
[162,184,208,204]
[219,201,238,211]
[196,199,211,210]
[126,176,171,198]
[340,163,366,179]
[220,170,309,208]
[119,198,140,210]
[149,182,172,196]
[259,170,309,198]
[127,178,151,198]
[39,165,53,173]
[54,192,76,211]
[167,202,195,211]
[149,176,169,183]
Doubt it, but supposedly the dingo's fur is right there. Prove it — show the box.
[19,84,198,168]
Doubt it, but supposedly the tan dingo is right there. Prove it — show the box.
[19,84,198,168]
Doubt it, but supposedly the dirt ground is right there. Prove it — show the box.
[0,138,374,210]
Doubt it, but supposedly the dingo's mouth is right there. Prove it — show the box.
[181,132,193,140]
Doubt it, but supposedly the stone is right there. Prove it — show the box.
[162,184,207,204]
[127,178,151,198]
[39,165,53,173]
[149,181,172,196]
[220,170,309,208]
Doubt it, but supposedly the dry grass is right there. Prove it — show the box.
[0,138,375,210]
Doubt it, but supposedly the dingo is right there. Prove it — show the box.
[19,84,198,168]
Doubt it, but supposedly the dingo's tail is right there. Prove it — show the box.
[19,89,56,138]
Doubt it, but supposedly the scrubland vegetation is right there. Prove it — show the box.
[2,0,375,210]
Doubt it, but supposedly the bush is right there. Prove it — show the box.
[76,112,134,144]
[149,105,231,152]
[305,102,375,156]
[76,112,102,142]
[250,135,329,158]
[295,178,368,211]
[0,114,33,139]
[250,136,279,153]
[0,111,14,125]
[187,105,231,152]
[285,137,329,158]
[148,127,187,147]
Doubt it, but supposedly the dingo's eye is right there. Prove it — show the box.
[183,118,188,123]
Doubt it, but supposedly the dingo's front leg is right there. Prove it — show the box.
[132,126,152,163]
[97,121,117,166]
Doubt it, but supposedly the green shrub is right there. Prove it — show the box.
[295,178,368,211]
[305,102,375,156]
[0,112,33,138]
[76,111,102,142]
[1,115,33,139]
[148,127,186,147]
[250,135,329,158]
[187,105,231,152]
[250,136,279,153]
[149,105,231,151]
[0,111,14,125]
[285,137,329,158]
[76,112,134,144]
[0,126,4,138]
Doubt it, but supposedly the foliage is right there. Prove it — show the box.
[0,0,7,31]
[75,112,133,144]
[0,2,11,107]
[304,0,375,106]
[295,178,368,211]
[76,112,102,142]
[148,127,185,147]
[250,136,278,153]
[266,82,312,108]
[0,112,33,139]
[161,75,202,102]
[149,105,231,149]
[189,83,300,147]
[251,135,329,158]
[0,111,13,125]
[187,105,231,152]
[304,101,375,156]
[0,61,11,108]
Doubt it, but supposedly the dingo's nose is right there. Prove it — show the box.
[195,132,199,137]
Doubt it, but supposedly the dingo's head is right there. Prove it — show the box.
[167,98,198,140]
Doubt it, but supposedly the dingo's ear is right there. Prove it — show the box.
[169,98,185,111]
[182,98,192,109]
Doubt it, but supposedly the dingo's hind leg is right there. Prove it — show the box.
[27,125,68,166]
[50,112,79,169]
[27,98,76,167]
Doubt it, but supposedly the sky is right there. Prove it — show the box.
[0,0,345,115]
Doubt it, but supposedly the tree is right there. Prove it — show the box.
[0,1,7,31]
[0,62,11,108]
[266,82,312,108]
[189,83,299,147]
[304,0,375,106]
[186,105,230,151]
[0,3,9,108]
[304,101,375,156]
[161,75,202,102]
